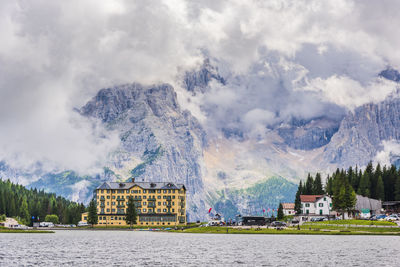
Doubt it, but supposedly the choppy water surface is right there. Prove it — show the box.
[0,230,399,266]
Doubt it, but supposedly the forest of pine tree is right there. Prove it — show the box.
[294,162,400,214]
[0,179,86,225]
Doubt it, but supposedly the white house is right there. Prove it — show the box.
[300,195,332,216]
[282,203,295,216]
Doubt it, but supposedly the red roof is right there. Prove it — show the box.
[282,203,295,209]
[300,195,323,203]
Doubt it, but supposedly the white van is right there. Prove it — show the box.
[77,221,89,227]
[39,222,54,227]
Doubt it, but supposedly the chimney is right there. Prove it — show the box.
[131,178,135,183]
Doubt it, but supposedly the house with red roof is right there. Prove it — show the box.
[300,195,332,216]
[282,203,295,216]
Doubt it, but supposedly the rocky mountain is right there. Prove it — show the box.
[3,61,400,221]
[323,96,400,168]
[80,83,208,220]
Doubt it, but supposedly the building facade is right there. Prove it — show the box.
[282,203,295,216]
[300,195,332,216]
[81,179,187,226]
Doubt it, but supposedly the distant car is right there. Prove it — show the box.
[376,215,387,221]
[39,222,54,227]
[70,224,76,228]
[386,214,399,221]
[271,221,286,227]
[77,221,89,227]
[311,217,325,222]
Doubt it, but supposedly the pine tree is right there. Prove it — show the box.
[325,175,334,196]
[294,182,302,214]
[376,176,385,201]
[357,171,370,197]
[87,199,98,227]
[305,174,314,195]
[19,198,30,225]
[313,173,324,195]
[125,197,138,228]
[277,203,284,220]
[395,175,400,201]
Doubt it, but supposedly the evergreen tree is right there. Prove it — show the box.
[19,198,30,224]
[313,173,324,194]
[304,174,314,195]
[277,203,284,220]
[357,171,370,197]
[395,175,400,201]
[325,175,334,196]
[294,182,302,214]
[376,176,385,201]
[87,199,98,227]
[125,197,138,228]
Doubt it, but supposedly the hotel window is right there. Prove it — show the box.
[143,208,146,212]
[143,202,147,206]
[163,190,166,193]
[163,202,166,205]
[115,216,118,220]
[168,190,171,193]
[107,202,109,206]
[158,202,161,205]
[158,196,161,199]
[324,197,326,201]
[126,190,129,193]
[163,209,167,212]
[319,203,324,207]
[157,190,161,193]
[143,196,147,199]
[172,202,174,205]
[112,202,115,205]
[107,196,110,199]
[107,209,110,212]
[157,209,161,212]
[107,190,110,193]
[143,190,146,193]
[112,190,115,193]
[101,190,104,193]
[112,209,115,212]
[305,203,310,207]
[172,209,175,212]
[172,196,175,199]
[112,196,115,199]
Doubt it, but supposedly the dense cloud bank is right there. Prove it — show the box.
[0,0,399,173]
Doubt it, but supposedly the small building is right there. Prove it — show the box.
[353,195,382,218]
[282,203,295,216]
[300,195,332,216]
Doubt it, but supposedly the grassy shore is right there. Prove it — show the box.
[305,219,397,226]
[0,228,54,233]
[171,226,400,236]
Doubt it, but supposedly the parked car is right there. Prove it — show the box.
[271,221,287,227]
[386,214,399,221]
[310,217,325,222]
[376,215,387,221]
[77,221,89,227]
[39,222,54,227]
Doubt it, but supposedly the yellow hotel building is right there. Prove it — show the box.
[82,178,187,226]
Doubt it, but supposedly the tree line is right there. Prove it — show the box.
[294,162,400,214]
[0,179,85,225]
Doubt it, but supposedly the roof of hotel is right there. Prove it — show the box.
[96,181,185,190]
[282,203,295,209]
[300,195,323,203]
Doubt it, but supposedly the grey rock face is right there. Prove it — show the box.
[183,58,225,94]
[323,97,400,167]
[82,83,207,220]
[277,117,340,150]
[380,68,400,82]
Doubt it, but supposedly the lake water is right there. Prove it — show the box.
[0,230,399,266]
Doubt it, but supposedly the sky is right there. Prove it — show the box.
[0,0,399,174]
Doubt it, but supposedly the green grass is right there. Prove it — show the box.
[305,219,397,226]
[300,224,400,233]
[0,229,54,233]
[171,226,400,235]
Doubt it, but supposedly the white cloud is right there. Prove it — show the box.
[298,76,398,110]
[1,0,400,175]
[374,140,400,166]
